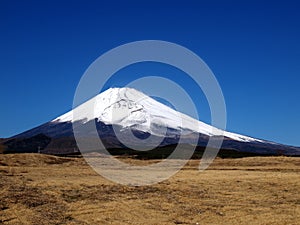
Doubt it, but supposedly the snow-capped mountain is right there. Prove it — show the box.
[54,87,261,142]
[2,87,300,156]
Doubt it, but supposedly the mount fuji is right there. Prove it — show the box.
[1,87,299,157]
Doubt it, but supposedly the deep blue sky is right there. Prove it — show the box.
[0,0,299,146]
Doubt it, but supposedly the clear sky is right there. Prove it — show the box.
[0,0,299,146]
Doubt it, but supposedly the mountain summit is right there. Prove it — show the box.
[2,87,300,156]
[53,87,261,142]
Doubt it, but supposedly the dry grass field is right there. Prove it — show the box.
[0,154,300,225]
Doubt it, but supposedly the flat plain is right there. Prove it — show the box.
[0,154,300,225]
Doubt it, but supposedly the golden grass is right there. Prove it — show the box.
[0,154,299,224]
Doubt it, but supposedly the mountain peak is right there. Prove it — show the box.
[51,87,263,143]
[52,87,146,123]
[103,87,143,96]
[100,87,148,103]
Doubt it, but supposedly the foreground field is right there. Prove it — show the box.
[0,154,300,225]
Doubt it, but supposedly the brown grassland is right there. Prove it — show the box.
[0,154,299,225]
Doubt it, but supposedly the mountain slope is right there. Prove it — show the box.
[3,87,300,156]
